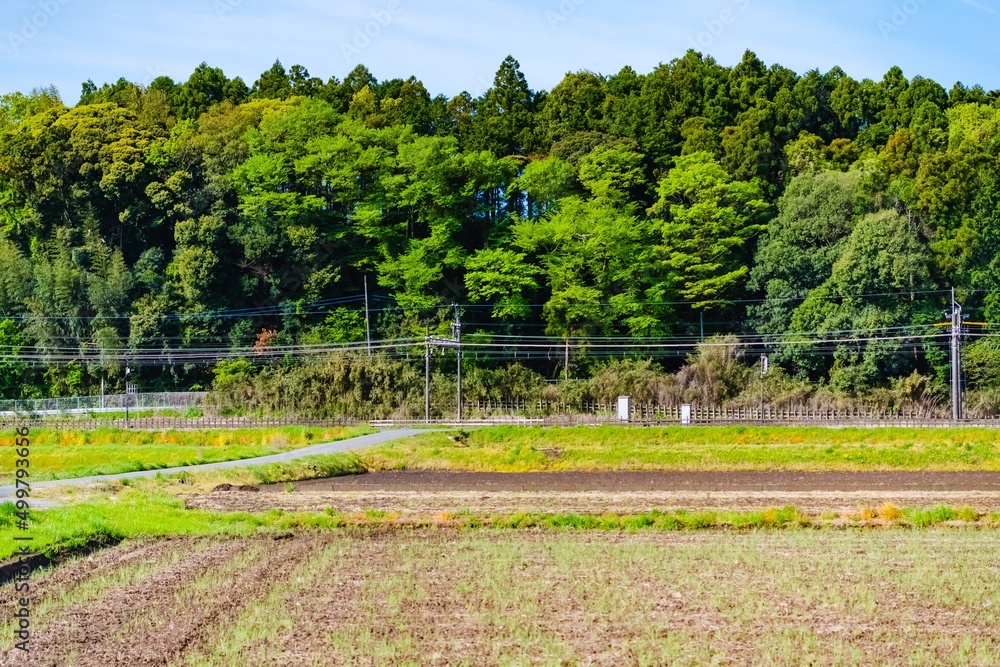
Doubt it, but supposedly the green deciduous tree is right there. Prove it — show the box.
[749,171,862,333]
[464,248,538,320]
[649,151,769,308]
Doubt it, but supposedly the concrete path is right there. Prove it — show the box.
[0,429,430,499]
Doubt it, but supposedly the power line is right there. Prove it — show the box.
[0,287,967,325]
[0,330,948,366]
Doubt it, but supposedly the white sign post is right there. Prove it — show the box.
[760,355,769,421]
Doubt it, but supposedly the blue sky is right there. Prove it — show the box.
[2,0,999,102]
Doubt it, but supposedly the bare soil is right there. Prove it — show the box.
[2,531,997,666]
[279,470,1000,493]
[187,470,1000,515]
[187,489,1000,515]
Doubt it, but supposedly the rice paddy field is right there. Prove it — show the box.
[2,529,998,666]
[2,425,1000,665]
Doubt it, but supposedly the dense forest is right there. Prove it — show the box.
[2,51,1000,413]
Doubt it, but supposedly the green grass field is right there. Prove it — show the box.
[359,425,1000,472]
[0,425,373,485]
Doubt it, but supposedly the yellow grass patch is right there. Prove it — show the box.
[879,504,903,522]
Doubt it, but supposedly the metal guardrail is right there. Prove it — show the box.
[0,392,208,417]
[0,416,357,431]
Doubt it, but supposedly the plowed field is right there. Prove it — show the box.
[3,530,999,665]
[187,470,1000,516]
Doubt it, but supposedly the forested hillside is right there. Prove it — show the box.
[2,51,1000,407]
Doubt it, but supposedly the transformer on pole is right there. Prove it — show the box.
[424,307,463,422]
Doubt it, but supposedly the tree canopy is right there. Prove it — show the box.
[1,51,998,398]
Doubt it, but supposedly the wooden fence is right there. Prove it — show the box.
[463,400,968,421]
[6,404,1000,430]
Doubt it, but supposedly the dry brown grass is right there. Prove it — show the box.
[880,503,904,522]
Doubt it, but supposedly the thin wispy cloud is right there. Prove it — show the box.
[2,0,1000,99]
[955,0,998,14]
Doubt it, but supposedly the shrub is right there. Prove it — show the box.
[462,364,548,403]
[210,353,422,419]
[580,359,680,405]
[677,336,752,405]
[964,338,1000,390]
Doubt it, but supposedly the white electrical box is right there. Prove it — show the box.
[617,396,631,421]
[681,404,692,425]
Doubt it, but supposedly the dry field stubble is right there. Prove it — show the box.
[185,469,1000,518]
[1,529,998,666]
[187,487,1000,518]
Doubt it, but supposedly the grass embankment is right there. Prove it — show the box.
[118,451,370,493]
[0,490,348,561]
[360,425,1000,472]
[0,426,374,485]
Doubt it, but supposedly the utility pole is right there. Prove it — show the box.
[950,289,964,422]
[424,335,430,424]
[451,304,462,422]
[425,311,464,422]
[124,365,131,427]
[760,355,769,421]
[364,276,372,357]
[564,337,570,383]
